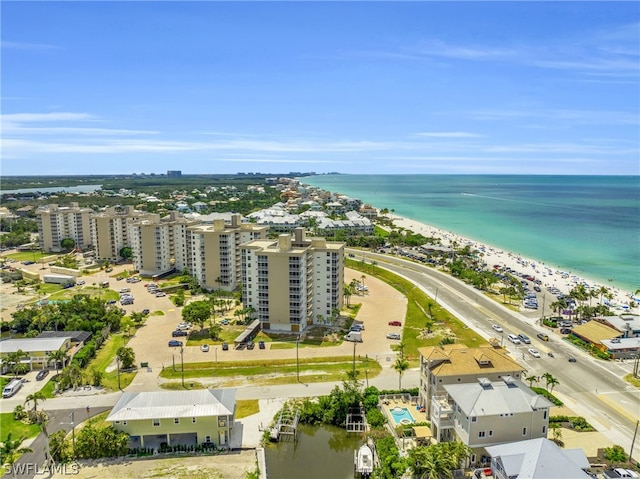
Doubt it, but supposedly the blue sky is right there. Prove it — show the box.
[2,2,639,176]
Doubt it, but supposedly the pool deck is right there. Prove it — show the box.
[380,395,429,425]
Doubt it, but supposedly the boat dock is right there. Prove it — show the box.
[269,403,300,442]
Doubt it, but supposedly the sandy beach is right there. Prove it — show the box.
[388,213,638,313]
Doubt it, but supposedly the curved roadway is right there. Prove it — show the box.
[350,249,640,461]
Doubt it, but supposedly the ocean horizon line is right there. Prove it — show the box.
[301,174,639,294]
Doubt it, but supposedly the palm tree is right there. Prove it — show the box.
[550,299,567,317]
[550,423,564,446]
[547,376,559,392]
[393,356,409,391]
[48,349,68,375]
[2,350,27,377]
[525,374,539,388]
[24,391,46,413]
[542,372,558,392]
[0,433,33,478]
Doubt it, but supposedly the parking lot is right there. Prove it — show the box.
[0,255,409,392]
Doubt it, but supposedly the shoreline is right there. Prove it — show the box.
[387,213,638,312]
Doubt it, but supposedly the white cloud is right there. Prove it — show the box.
[1,112,95,123]
[415,132,485,138]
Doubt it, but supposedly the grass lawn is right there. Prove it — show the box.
[0,376,10,390]
[40,378,58,398]
[86,333,137,390]
[159,355,382,387]
[5,251,48,262]
[0,413,42,443]
[161,381,205,391]
[346,259,487,364]
[236,399,259,419]
[623,374,640,388]
[187,326,245,346]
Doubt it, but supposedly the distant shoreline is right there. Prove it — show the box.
[300,175,639,295]
[386,212,637,311]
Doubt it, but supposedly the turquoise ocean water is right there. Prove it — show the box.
[301,175,640,294]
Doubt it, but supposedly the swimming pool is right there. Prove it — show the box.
[390,407,415,425]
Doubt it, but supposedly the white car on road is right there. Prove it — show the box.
[492,324,504,333]
[507,334,521,344]
[528,348,541,358]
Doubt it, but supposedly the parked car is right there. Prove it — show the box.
[537,332,549,341]
[105,268,113,272]
[168,340,182,347]
[141,309,150,315]
[350,323,364,332]
[222,342,229,351]
[155,292,166,297]
[77,280,85,285]
[200,344,209,352]
[386,333,401,340]
[258,340,265,349]
[492,324,504,333]
[388,321,402,326]
[568,356,577,362]
[172,330,188,337]
[220,319,230,325]
[36,369,49,381]
[528,348,541,358]
[247,341,255,350]
[177,322,192,330]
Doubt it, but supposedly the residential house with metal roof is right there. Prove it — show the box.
[0,336,73,372]
[106,389,236,450]
[486,437,591,479]
[431,376,552,465]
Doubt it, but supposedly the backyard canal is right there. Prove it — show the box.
[264,424,365,479]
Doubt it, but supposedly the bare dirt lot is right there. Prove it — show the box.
[53,449,258,479]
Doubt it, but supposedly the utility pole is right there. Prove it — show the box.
[296,336,300,382]
[180,344,185,388]
[352,340,356,377]
[70,410,76,457]
[116,355,121,390]
[630,419,639,465]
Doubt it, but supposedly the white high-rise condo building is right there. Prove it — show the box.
[186,215,268,292]
[241,228,344,333]
[35,203,93,252]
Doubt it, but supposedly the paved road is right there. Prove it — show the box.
[354,249,640,462]
[3,252,639,466]
[3,406,111,479]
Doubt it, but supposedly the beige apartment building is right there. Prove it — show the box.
[241,228,344,333]
[35,203,93,252]
[432,376,552,464]
[418,344,525,415]
[91,206,152,263]
[129,211,198,277]
[186,215,268,292]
